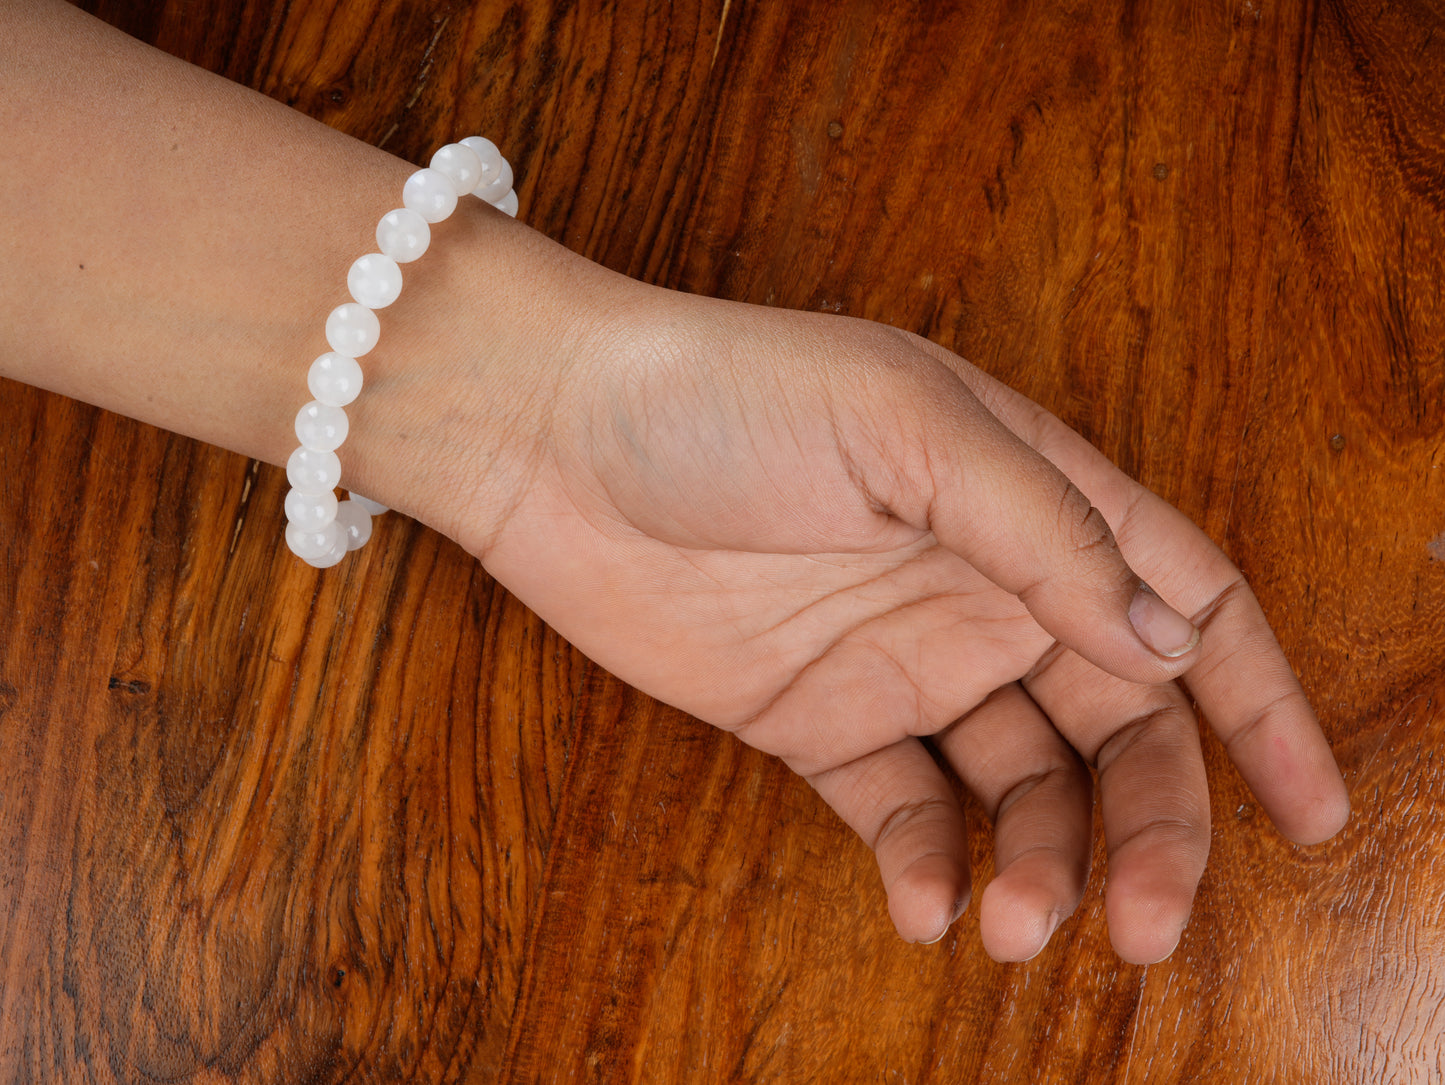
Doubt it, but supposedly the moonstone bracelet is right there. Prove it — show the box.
[283,137,518,568]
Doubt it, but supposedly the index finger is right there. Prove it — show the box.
[940,349,1350,844]
[1178,576,1348,843]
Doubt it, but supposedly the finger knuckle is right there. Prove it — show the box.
[1091,704,1187,772]
[1056,483,1119,561]
[872,797,955,851]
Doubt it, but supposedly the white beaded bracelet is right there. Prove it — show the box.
[284,136,518,568]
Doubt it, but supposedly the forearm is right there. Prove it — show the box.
[0,0,579,527]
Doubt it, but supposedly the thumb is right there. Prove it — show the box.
[864,365,1200,685]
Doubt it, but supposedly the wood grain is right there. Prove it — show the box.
[3,0,1443,1081]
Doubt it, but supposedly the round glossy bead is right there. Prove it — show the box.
[350,494,389,516]
[308,351,364,407]
[325,303,380,358]
[476,158,514,205]
[305,533,350,569]
[286,135,519,568]
[402,167,458,223]
[285,487,339,531]
[286,446,342,494]
[347,253,403,309]
[295,400,349,451]
[461,136,505,190]
[335,500,374,550]
[286,520,341,561]
[430,143,484,197]
[376,208,430,263]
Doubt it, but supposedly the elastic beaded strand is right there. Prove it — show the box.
[283,138,518,568]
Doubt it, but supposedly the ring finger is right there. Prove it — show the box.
[934,683,1093,961]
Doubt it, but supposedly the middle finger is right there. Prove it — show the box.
[1023,650,1211,964]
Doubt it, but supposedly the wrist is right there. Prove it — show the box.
[336,203,620,562]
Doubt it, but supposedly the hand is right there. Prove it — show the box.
[421,251,1350,965]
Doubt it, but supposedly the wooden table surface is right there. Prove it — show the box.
[3,0,1443,1081]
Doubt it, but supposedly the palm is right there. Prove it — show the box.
[483,310,1051,765]
[512,517,1048,772]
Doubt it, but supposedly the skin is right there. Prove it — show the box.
[0,0,1349,964]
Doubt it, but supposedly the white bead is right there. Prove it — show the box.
[286,520,341,561]
[325,303,380,358]
[308,351,364,406]
[476,158,514,204]
[376,208,430,263]
[430,143,484,197]
[403,168,459,223]
[347,253,403,309]
[305,533,350,569]
[287,136,518,566]
[335,500,374,550]
[287,446,342,494]
[461,136,505,191]
[350,494,389,516]
[285,486,339,531]
[295,400,349,451]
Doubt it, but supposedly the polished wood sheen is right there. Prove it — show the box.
[3,1,1443,1081]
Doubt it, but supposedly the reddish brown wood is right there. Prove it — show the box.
[3,0,1444,1081]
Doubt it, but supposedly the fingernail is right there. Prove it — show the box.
[1014,909,1064,962]
[920,896,969,945]
[1147,926,1185,964]
[1035,911,1065,957]
[1129,583,1201,659]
